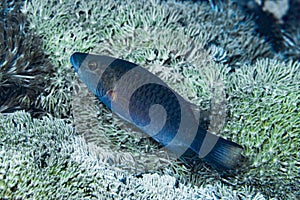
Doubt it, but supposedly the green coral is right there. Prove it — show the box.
[168,58,300,198]
[0,111,98,199]
[225,58,300,198]
[0,111,266,199]
[180,5,299,196]
[21,0,273,117]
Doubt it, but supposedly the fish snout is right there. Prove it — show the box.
[70,52,89,71]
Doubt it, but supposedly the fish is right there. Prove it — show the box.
[70,52,243,171]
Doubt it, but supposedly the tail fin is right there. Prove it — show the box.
[184,128,243,171]
[202,137,243,171]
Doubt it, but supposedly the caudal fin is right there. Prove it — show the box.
[183,127,243,171]
[202,136,243,171]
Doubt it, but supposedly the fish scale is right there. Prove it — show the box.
[129,83,181,145]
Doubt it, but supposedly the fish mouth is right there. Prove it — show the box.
[70,52,89,72]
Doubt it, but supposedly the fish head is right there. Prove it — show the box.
[70,52,119,97]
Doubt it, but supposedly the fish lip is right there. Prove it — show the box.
[70,52,88,72]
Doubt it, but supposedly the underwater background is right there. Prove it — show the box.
[0,0,299,199]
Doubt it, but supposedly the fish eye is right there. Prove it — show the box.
[88,61,98,71]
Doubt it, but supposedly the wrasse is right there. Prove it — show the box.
[70,52,243,171]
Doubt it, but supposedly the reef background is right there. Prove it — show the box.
[0,0,299,199]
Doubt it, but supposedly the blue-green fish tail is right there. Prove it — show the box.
[183,126,243,170]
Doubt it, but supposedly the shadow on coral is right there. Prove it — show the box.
[0,0,54,117]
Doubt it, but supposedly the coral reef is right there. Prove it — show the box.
[0,0,298,199]
[20,0,274,116]
[171,56,300,198]
[225,58,300,198]
[0,111,266,199]
[183,51,300,199]
[0,0,53,114]
[21,0,108,116]
[232,0,300,61]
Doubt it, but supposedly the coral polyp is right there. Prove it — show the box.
[0,1,53,114]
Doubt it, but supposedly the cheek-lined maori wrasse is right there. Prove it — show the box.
[70,52,243,171]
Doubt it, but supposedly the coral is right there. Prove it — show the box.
[181,0,275,67]
[0,0,294,199]
[279,0,300,61]
[166,57,300,198]
[278,28,300,61]
[21,0,116,117]
[21,0,274,116]
[0,111,266,199]
[232,0,300,60]
[0,111,97,199]
[95,0,274,68]
[0,0,53,114]
[224,58,300,198]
